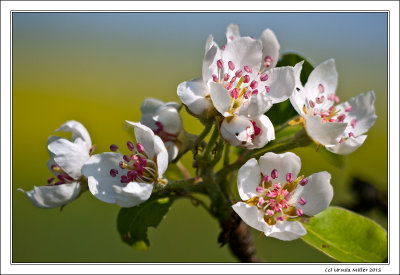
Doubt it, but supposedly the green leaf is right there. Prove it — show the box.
[316,144,346,169]
[302,206,388,262]
[117,195,174,250]
[276,52,314,85]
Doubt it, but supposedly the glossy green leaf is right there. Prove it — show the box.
[302,206,388,262]
[117,195,174,250]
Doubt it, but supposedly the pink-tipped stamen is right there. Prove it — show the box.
[296,209,304,217]
[110,169,118,177]
[136,143,145,153]
[217,59,224,69]
[228,61,235,71]
[299,178,308,186]
[250,80,258,89]
[298,197,307,205]
[350,118,357,128]
[260,73,268,81]
[110,144,119,152]
[244,66,252,73]
[271,169,279,179]
[318,83,325,93]
[286,173,293,183]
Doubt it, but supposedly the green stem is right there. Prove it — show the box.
[223,144,231,166]
[211,138,224,166]
[203,122,220,162]
[193,122,213,150]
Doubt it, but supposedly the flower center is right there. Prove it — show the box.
[109,142,158,185]
[302,83,356,141]
[247,169,309,225]
[47,164,76,186]
[212,59,270,115]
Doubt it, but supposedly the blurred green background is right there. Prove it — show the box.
[12,12,387,262]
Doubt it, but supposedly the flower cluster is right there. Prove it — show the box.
[19,23,377,246]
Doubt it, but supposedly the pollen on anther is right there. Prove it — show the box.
[224,73,230,81]
[250,80,258,89]
[260,73,268,81]
[350,118,357,128]
[286,173,293,183]
[345,106,353,112]
[271,169,278,179]
[136,143,145,154]
[244,66,252,73]
[318,83,325,93]
[212,74,218,82]
[228,61,235,71]
[266,209,274,216]
[243,75,250,83]
[217,59,224,69]
[235,70,243,77]
[110,144,119,152]
[127,141,135,151]
[298,197,307,205]
[299,178,308,186]
[296,209,304,217]
[110,169,118,177]
[256,186,264,193]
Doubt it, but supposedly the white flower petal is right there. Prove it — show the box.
[55,120,92,152]
[18,182,81,209]
[259,28,280,70]
[305,116,348,146]
[47,138,90,180]
[304,59,338,110]
[259,152,301,184]
[220,116,254,147]
[290,171,333,216]
[153,135,169,176]
[232,202,268,232]
[126,121,158,159]
[246,115,275,149]
[238,92,273,119]
[140,98,164,115]
[202,35,221,86]
[81,152,125,204]
[222,37,262,80]
[263,66,295,104]
[153,106,183,135]
[290,61,306,115]
[325,135,367,155]
[112,182,154,208]
[177,79,213,116]
[265,220,307,241]
[226,24,240,41]
[237,158,261,200]
[337,91,377,137]
[209,82,232,117]
[164,141,179,162]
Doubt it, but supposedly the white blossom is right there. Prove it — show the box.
[18,120,92,208]
[290,59,377,154]
[232,152,333,241]
[82,122,168,208]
